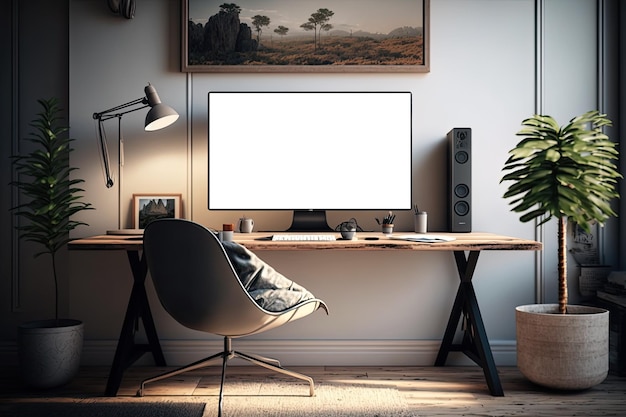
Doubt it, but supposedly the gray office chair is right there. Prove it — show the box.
[137,219,328,416]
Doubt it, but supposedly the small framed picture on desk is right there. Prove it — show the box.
[132,194,182,229]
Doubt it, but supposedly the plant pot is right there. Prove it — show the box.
[516,304,608,390]
[18,319,84,389]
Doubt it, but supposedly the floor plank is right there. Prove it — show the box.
[1,366,624,416]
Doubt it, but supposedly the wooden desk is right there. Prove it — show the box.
[69,231,541,397]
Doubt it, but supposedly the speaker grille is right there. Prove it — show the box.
[448,128,471,232]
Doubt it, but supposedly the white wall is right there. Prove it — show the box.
[1,0,606,367]
[184,0,537,365]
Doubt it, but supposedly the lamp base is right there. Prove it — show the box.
[106,229,144,235]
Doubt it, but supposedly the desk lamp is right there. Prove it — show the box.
[93,83,179,234]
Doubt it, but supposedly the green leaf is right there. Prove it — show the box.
[10,98,94,320]
[500,110,621,312]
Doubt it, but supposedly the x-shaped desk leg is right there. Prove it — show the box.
[104,250,167,396]
[434,250,504,396]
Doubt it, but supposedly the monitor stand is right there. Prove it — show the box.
[286,210,333,232]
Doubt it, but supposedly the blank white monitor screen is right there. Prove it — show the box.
[208,91,412,230]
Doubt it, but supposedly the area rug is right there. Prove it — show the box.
[207,382,417,417]
[1,383,416,417]
[0,401,205,417]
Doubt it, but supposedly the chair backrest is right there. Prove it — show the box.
[143,218,286,337]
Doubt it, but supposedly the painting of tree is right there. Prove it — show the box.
[182,0,429,73]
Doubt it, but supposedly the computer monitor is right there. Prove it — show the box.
[208,91,412,231]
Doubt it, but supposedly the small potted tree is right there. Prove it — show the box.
[11,98,93,388]
[501,110,621,390]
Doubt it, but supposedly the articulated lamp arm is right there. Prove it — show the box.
[92,84,179,189]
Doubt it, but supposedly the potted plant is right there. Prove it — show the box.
[501,110,621,390]
[11,98,93,388]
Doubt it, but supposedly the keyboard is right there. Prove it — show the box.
[271,234,336,241]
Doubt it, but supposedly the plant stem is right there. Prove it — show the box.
[51,251,59,323]
[558,216,567,314]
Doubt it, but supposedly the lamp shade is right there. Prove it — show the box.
[145,104,179,131]
[144,83,179,131]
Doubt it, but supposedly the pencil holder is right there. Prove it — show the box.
[382,224,394,235]
[414,212,427,233]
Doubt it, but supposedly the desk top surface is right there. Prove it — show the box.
[68,231,542,252]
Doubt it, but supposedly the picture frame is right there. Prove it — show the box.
[182,0,429,73]
[132,194,182,229]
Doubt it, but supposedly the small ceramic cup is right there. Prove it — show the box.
[239,217,254,233]
[219,223,234,241]
[341,229,356,240]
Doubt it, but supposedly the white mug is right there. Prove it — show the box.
[239,217,254,233]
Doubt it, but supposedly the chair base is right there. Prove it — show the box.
[137,336,315,407]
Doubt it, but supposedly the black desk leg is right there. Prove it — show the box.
[434,250,504,396]
[104,250,167,396]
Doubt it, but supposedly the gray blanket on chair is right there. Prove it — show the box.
[222,241,316,312]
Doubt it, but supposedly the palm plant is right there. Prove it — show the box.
[11,98,93,322]
[501,110,621,314]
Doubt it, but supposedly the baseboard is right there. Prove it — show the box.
[1,339,517,367]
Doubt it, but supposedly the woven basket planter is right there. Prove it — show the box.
[18,319,84,388]
[516,304,608,390]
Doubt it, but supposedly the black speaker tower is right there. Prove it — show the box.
[448,128,471,232]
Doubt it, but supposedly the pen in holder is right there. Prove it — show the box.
[381,224,394,235]
[413,205,427,233]
[376,211,395,235]
[414,212,427,233]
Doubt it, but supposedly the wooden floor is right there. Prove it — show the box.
[1,365,625,416]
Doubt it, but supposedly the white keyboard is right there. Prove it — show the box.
[271,234,336,241]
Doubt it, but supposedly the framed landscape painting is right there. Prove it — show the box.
[132,194,182,229]
[182,0,429,73]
